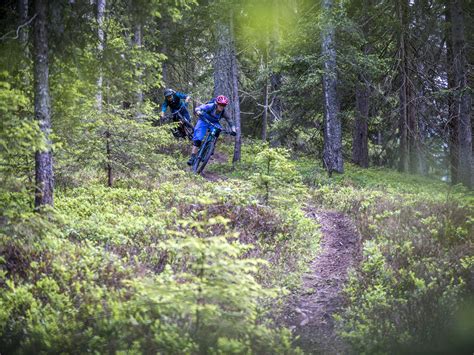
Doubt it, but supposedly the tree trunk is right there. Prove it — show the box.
[96,0,105,111]
[352,0,371,168]
[18,0,29,47]
[450,0,472,188]
[133,22,144,117]
[33,0,54,208]
[270,73,283,120]
[352,78,369,167]
[18,0,30,88]
[262,52,269,141]
[213,13,242,163]
[231,44,242,163]
[445,1,459,184]
[398,0,409,173]
[321,0,343,175]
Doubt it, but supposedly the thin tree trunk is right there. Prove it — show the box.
[321,0,343,175]
[398,0,409,173]
[450,0,472,188]
[231,44,242,163]
[262,52,269,141]
[96,0,105,111]
[352,78,369,167]
[18,0,29,47]
[445,1,459,184]
[352,0,371,168]
[159,18,169,87]
[407,72,421,174]
[133,22,144,117]
[105,130,113,187]
[18,0,30,88]
[33,0,54,208]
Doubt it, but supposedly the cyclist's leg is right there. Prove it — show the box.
[188,119,208,165]
[180,107,191,123]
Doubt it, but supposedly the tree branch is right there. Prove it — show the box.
[0,13,38,41]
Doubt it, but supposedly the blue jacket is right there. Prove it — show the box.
[195,102,234,127]
[161,92,188,113]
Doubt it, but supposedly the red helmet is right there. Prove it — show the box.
[216,95,229,106]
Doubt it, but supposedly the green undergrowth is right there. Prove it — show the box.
[1,143,319,353]
[308,163,473,353]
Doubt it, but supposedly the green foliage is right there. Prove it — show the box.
[309,163,474,353]
[0,72,43,215]
[0,200,299,353]
[251,146,304,205]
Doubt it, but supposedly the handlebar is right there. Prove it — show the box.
[199,115,235,135]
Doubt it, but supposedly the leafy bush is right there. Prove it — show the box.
[0,207,300,353]
[251,146,304,206]
[310,163,474,353]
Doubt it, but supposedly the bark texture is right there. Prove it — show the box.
[321,0,343,175]
[213,14,242,163]
[33,0,54,208]
[133,22,144,113]
[96,0,105,111]
[352,79,369,168]
[445,1,459,184]
[352,0,371,168]
[398,0,410,173]
[18,0,29,46]
[450,0,472,188]
[398,0,423,174]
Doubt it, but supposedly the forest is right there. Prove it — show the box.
[0,0,473,353]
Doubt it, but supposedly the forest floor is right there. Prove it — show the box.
[199,150,229,181]
[283,209,362,354]
[201,153,363,354]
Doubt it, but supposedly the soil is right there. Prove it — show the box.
[284,210,362,354]
[200,150,230,182]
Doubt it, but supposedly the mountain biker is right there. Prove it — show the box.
[161,88,191,123]
[187,95,236,166]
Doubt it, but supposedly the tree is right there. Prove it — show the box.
[96,0,105,112]
[351,0,371,168]
[321,0,343,175]
[213,12,242,163]
[33,0,54,208]
[449,0,472,188]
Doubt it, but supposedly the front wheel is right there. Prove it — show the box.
[193,140,215,174]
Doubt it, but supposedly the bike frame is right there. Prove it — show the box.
[192,117,229,174]
[167,106,193,140]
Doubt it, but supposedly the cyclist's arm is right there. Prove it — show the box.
[161,100,168,113]
[195,102,214,116]
[175,92,191,104]
[222,110,236,132]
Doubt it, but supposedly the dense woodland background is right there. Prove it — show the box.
[1,0,473,353]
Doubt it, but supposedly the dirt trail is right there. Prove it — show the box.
[285,210,362,354]
[199,151,229,182]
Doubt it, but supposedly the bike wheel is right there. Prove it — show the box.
[193,140,215,174]
[183,121,194,141]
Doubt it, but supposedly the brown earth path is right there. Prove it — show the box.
[284,209,362,354]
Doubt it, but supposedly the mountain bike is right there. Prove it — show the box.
[192,117,233,174]
[165,106,194,140]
